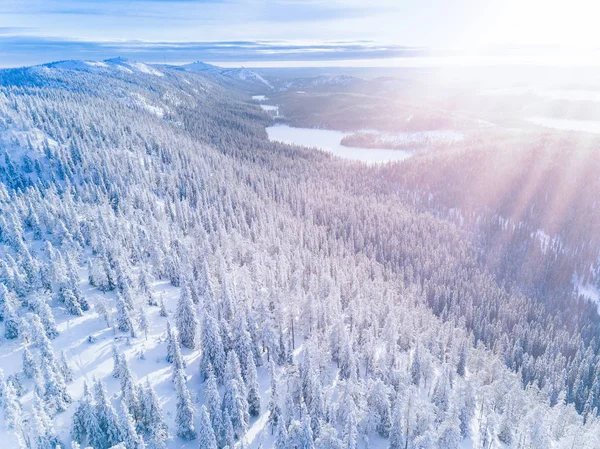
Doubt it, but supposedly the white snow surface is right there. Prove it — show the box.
[266,125,414,163]
[526,116,600,134]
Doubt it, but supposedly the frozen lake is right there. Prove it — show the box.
[266,125,413,163]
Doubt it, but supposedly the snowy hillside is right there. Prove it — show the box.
[0,60,599,449]
[182,62,273,90]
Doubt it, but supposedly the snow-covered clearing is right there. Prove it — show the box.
[526,117,600,133]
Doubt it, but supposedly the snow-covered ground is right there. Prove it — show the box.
[0,261,275,449]
[265,125,413,163]
[526,116,600,133]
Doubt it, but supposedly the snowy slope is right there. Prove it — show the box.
[0,61,599,449]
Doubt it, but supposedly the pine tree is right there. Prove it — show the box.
[456,342,467,377]
[112,344,122,378]
[41,355,71,413]
[274,418,288,449]
[221,408,235,449]
[119,355,139,420]
[139,380,168,443]
[32,295,59,338]
[159,296,168,317]
[31,393,61,449]
[116,294,134,334]
[222,351,248,438]
[4,299,20,339]
[118,400,142,449]
[267,360,282,434]
[2,380,22,431]
[71,382,95,446]
[388,398,405,449]
[232,313,253,381]
[200,311,226,382]
[174,367,196,440]
[204,367,223,445]
[59,350,74,383]
[22,345,39,379]
[246,352,261,417]
[176,283,198,349]
[410,343,421,386]
[93,378,122,449]
[138,307,149,340]
[197,405,218,449]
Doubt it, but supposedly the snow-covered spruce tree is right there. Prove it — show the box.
[59,350,74,383]
[222,350,249,439]
[174,366,196,440]
[93,378,122,449]
[367,379,391,438]
[112,344,122,378]
[31,295,59,339]
[31,392,62,449]
[200,310,226,382]
[246,352,261,417]
[71,382,97,447]
[166,321,176,363]
[119,354,139,420]
[60,286,84,316]
[388,397,405,449]
[267,360,282,434]
[456,341,467,377]
[410,343,421,387]
[41,355,71,413]
[2,380,23,431]
[118,400,142,449]
[221,408,235,449]
[138,307,149,340]
[22,345,39,379]
[159,297,168,318]
[4,299,20,340]
[116,294,134,334]
[197,405,218,449]
[274,417,289,449]
[139,379,168,444]
[232,312,253,381]
[176,283,198,349]
[204,366,224,445]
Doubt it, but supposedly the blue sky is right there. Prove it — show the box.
[0,0,598,67]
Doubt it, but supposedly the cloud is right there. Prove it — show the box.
[0,36,427,67]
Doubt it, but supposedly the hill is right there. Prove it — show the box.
[0,60,598,449]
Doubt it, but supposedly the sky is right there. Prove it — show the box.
[1,0,599,67]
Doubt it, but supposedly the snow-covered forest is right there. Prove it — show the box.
[0,60,599,449]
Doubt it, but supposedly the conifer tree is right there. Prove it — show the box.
[267,360,282,434]
[204,367,223,445]
[246,352,261,417]
[22,345,38,379]
[118,400,142,449]
[59,350,74,383]
[174,367,196,440]
[116,294,134,334]
[200,311,226,382]
[138,307,149,340]
[197,405,218,449]
[93,378,122,449]
[139,380,168,444]
[176,283,198,349]
[221,408,235,449]
[4,299,20,340]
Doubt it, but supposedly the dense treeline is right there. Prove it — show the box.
[0,61,598,449]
